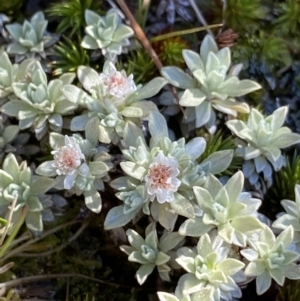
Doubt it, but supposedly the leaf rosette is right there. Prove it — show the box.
[161,34,261,131]
[0,153,55,232]
[62,61,166,144]
[105,111,233,231]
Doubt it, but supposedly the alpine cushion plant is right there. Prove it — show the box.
[81,9,134,62]
[175,232,245,301]
[62,60,166,144]
[0,51,35,105]
[1,61,77,140]
[272,184,300,251]
[5,11,57,62]
[241,225,300,295]
[104,111,233,231]
[120,223,185,284]
[179,171,264,247]
[36,133,112,213]
[161,34,261,132]
[0,153,55,232]
[226,106,300,188]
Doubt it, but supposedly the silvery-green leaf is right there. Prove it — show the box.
[224,171,244,203]
[240,249,259,261]
[104,205,140,229]
[71,114,90,131]
[123,121,146,149]
[231,216,263,234]
[109,177,128,190]
[182,49,204,72]
[84,188,102,213]
[136,263,155,285]
[157,292,179,301]
[113,25,134,41]
[3,153,20,179]
[49,133,64,151]
[170,193,194,219]
[26,211,43,232]
[127,101,158,117]
[200,150,233,174]
[159,232,185,253]
[98,124,112,144]
[120,106,143,117]
[155,251,170,266]
[62,84,89,104]
[205,52,220,75]
[179,88,206,107]
[2,125,19,143]
[193,186,213,210]
[149,111,169,148]
[30,177,55,195]
[85,9,101,26]
[48,114,63,131]
[179,217,214,237]
[229,80,261,97]
[185,137,206,160]
[89,161,109,177]
[85,116,100,146]
[26,196,43,212]
[256,270,272,295]
[216,47,231,70]
[0,170,14,188]
[81,35,98,49]
[161,67,196,89]
[195,100,211,128]
[6,24,23,40]
[216,258,245,276]
[272,133,300,148]
[120,162,146,180]
[6,43,28,55]
[132,77,167,102]
[59,73,76,85]
[1,99,33,117]
[200,35,218,63]
[35,161,57,177]
[157,202,177,231]
[212,98,250,113]
[77,66,100,92]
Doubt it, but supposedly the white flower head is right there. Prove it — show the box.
[145,152,181,203]
[52,136,85,176]
[99,69,136,99]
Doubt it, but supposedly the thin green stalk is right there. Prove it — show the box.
[1,219,79,262]
[0,207,28,259]
[150,23,223,42]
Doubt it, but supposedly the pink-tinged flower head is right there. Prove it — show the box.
[52,136,84,176]
[99,69,136,99]
[145,152,181,203]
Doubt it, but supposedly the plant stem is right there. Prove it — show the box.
[188,0,215,37]
[115,0,184,113]
[0,207,28,259]
[150,24,223,43]
[14,221,88,258]
[0,273,141,296]
[1,219,79,262]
